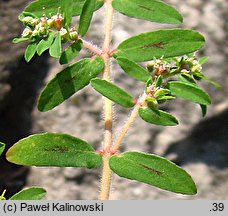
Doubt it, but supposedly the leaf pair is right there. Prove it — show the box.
[6,134,196,195]
[90,78,179,126]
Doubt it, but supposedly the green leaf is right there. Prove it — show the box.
[13,38,29,44]
[37,31,55,56]
[60,40,82,64]
[110,152,197,195]
[0,142,5,156]
[178,73,196,84]
[157,95,175,102]
[22,0,104,18]
[90,78,135,108]
[49,32,62,58]
[38,57,104,111]
[195,73,221,88]
[116,57,151,82]
[200,104,207,117]
[60,0,74,27]
[155,75,163,87]
[168,81,211,105]
[78,0,95,37]
[114,29,205,62]
[112,0,182,24]
[6,133,102,168]
[9,187,46,200]
[18,12,38,22]
[139,107,178,126]
[199,56,208,65]
[25,42,37,62]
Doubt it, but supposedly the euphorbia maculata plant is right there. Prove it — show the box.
[2,0,220,200]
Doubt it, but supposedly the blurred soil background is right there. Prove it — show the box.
[0,0,228,199]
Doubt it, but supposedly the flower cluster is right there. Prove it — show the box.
[143,54,206,108]
[20,11,78,43]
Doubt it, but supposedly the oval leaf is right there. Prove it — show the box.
[0,142,5,156]
[6,133,102,168]
[116,57,151,82]
[91,78,135,108]
[139,107,178,126]
[110,152,197,195]
[112,0,182,24]
[49,32,62,58]
[22,0,104,18]
[168,81,211,105]
[25,42,37,62]
[114,29,205,62]
[78,0,95,37]
[10,187,46,200]
[37,31,55,56]
[60,40,82,64]
[38,56,104,111]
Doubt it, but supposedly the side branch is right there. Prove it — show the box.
[112,93,147,152]
[80,39,103,56]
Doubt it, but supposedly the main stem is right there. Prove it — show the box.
[99,0,114,200]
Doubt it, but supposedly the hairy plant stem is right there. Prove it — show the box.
[112,93,147,152]
[80,38,103,56]
[99,0,114,200]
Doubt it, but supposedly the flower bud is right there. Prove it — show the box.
[147,63,154,72]
[21,27,32,38]
[145,97,158,109]
[41,16,48,26]
[47,18,54,28]
[60,27,69,42]
[32,29,39,37]
[69,30,78,41]
[191,60,202,73]
[30,18,40,26]
[52,14,63,30]
[38,26,48,37]
[22,16,33,25]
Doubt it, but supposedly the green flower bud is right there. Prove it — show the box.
[145,97,158,109]
[38,26,48,37]
[32,29,39,37]
[60,27,69,42]
[147,63,154,72]
[69,31,78,41]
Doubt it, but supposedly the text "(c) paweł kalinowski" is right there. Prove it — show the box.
[20,202,104,212]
